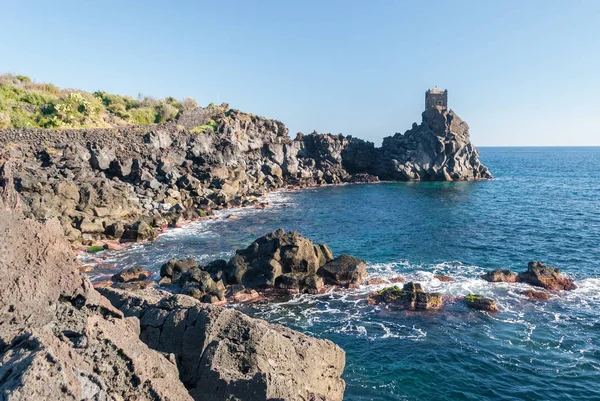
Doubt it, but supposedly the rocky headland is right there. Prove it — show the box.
[0,100,491,247]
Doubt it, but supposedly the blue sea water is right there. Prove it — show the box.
[88,147,600,400]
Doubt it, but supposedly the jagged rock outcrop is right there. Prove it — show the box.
[0,104,490,245]
[156,229,367,300]
[98,287,347,401]
[517,261,577,291]
[481,262,576,291]
[372,108,492,181]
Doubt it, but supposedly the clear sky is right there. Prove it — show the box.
[1,0,599,146]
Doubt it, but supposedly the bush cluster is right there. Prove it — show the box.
[0,73,198,129]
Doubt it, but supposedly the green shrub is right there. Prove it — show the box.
[130,107,157,125]
[15,75,31,83]
[107,102,130,119]
[154,103,178,123]
[9,107,35,128]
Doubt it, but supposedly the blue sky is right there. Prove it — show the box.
[1,0,599,146]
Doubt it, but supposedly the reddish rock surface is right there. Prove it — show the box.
[521,289,551,301]
[517,262,577,291]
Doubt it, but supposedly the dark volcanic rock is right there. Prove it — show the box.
[372,108,492,181]
[111,266,152,283]
[229,229,334,290]
[99,287,346,401]
[481,269,519,283]
[517,261,577,291]
[0,101,490,246]
[158,230,342,300]
[366,282,443,310]
[464,294,499,312]
[318,254,367,287]
[160,257,197,279]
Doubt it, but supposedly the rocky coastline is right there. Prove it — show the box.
[0,171,346,400]
[0,102,491,248]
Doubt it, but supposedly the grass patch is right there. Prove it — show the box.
[86,245,105,253]
[0,73,199,129]
[464,294,483,302]
[190,119,219,134]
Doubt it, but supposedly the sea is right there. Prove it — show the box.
[85,147,600,400]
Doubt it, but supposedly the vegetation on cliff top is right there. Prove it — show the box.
[0,73,198,129]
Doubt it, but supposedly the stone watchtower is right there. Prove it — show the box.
[425,87,448,110]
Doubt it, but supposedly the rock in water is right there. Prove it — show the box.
[464,294,499,312]
[521,289,552,301]
[318,254,368,287]
[481,269,519,283]
[517,261,577,291]
[434,275,454,282]
[373,107,492,181]
[366,282,443,310]
[98,287,347,401]
[225,229,334,290]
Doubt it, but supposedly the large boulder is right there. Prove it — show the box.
[0,313,192,401]
[318,254,367,287]
[517,261,577,291]
[99,287,347,401]
[228,229,334,290]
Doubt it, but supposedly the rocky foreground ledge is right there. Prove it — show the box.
[0,182,345,399]
[0,103,490,246]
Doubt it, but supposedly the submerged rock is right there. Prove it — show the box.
[517,261,577,291]
[464,294,499,312]
[481,269,518,283]
[366,282,443,310]
[521,289,552,301]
